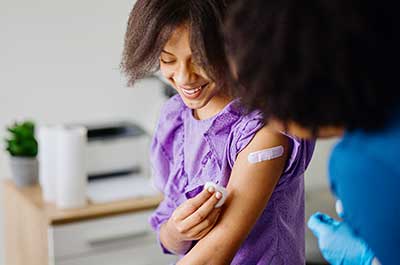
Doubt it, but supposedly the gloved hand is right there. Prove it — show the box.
[308,212,377,265]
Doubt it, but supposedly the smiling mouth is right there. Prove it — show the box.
[181,83,209,98]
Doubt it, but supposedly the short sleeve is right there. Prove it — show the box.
[150,95,185,191]
[227,110,265,168]
[280,133,315,178]
[329,142,400,265]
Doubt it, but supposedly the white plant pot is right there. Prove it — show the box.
[10,156,38,187]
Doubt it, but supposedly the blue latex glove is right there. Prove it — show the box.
[308,212,376,265]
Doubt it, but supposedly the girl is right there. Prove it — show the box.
[121,0,315,264]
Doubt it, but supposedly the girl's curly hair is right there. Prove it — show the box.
[121,0,232,90]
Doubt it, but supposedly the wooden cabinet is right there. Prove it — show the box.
[1,180,178,265]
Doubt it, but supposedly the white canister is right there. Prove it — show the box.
[38,125,62,203]
[56,126,88,209]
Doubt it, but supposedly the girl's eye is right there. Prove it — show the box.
[160,58,175,64]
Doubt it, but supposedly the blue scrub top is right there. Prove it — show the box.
[329,113,400,264]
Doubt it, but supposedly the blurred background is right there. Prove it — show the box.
[0,0,337,264]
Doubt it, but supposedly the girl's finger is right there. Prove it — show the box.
[181,191,222,229]
[188,208,221,239]
[176,186,216,220]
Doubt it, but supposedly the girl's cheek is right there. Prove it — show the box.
[160,68,177,90]
[196,67,210,81]
[160,67,173,80]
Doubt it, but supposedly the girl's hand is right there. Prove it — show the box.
[165,187,223,242]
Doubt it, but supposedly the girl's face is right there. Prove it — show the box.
[160,25,221,111]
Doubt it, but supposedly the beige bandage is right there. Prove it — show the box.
[247,146,284,164]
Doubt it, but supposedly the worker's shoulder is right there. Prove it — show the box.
[328,122,400,216]
[328,127,400,230]
[329,130,400,193]
[330,115,400,179]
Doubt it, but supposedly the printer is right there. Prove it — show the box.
[84,121,151,180]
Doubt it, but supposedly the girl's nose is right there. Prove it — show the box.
[174,63,195,85]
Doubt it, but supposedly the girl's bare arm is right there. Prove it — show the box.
[177,125,290,265]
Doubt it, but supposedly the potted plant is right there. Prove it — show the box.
[4,120,39,187]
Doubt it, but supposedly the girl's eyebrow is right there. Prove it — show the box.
[161,49,174,56]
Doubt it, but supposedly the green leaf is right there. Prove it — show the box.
[4,120,37,157]
[23,121,35,134]
[7,127,16,134]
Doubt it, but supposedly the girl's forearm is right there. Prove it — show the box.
[176,224,240,265]
[159,221,193,255]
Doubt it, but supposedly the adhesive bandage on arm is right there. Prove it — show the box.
[247,145,284,164]
[204,182,227,208]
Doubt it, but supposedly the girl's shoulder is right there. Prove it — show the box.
[225,103,315,179]
[220,103,267,168]
[212,99,265,135]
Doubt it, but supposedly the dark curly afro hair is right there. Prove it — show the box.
[225,0,399,132]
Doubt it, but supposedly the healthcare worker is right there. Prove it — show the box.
[224,0,399,264]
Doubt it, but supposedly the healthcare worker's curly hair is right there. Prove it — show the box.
[121,0,232,89]
[225,0,399,132]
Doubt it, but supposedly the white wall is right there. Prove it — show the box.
[305,139,337,191]
[0,1,167,264]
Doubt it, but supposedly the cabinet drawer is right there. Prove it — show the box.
[56,244,178,265]
[51,210,156,259]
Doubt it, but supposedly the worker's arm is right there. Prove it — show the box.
[319,140,397,265]
[177,125,289,265]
